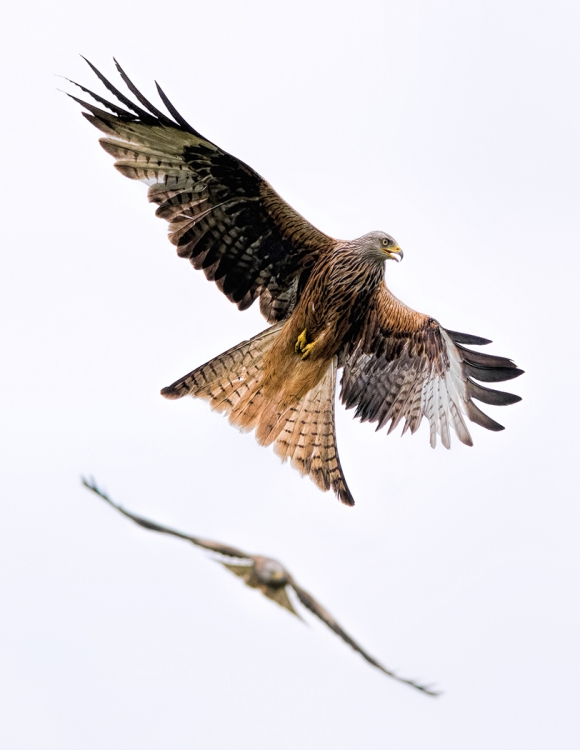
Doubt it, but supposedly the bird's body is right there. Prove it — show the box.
[241,237,389,423]
[291,237,387,355]
[70,60,523,505]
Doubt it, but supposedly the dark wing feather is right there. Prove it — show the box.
[70,61,335,323]
[291,582,439,695]
[82,478,250,558]
[443,329,492,346]
[340,287,522,448]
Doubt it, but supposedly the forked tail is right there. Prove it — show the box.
[161,325,354,505]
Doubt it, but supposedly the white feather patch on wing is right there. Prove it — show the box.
[420,330,473,448]
[140,175,164,187]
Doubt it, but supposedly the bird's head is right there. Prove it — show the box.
[358,231,404,264]
[254,557,289,587]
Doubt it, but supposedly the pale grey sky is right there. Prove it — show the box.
[2,0,579,747]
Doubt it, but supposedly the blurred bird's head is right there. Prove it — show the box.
[254,557,289,587]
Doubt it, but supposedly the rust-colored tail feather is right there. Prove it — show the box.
[161,328,354,505]
[160,324,282,416]
[271,358,353,505]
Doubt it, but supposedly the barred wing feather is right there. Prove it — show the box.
[340,287,523,447]
[69,60,334,323]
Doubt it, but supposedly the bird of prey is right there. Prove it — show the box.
[82,477,439,695]
[69,60,523,506]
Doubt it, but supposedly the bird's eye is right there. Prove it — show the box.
[382,238,390,247]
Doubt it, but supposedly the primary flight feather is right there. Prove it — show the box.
[70,60,523,506]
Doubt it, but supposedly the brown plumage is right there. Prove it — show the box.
[70,60,523,505]
[82,478,439,695]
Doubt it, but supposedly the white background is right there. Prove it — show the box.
[2,1,579,747]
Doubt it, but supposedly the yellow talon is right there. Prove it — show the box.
[295,329,308,354]
[295,329,316,359]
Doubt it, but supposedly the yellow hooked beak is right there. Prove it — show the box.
[387,245,404,262]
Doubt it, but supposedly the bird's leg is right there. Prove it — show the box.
[295,329,316,360]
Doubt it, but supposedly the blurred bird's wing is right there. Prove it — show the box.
[68,59,335,323]
[341,285,522,448]
[82,478,250,559]
[291,582,439,695]
[221,562,255,580]
[260,585,302,618]
[220,562,301,617]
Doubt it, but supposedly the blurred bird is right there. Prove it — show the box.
[69,60,523,505]
[82,477,439,695]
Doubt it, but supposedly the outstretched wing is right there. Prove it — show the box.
[340,286,523,448]
[291,582,439,695]
[68,59,335,322]
[82,478,251,558]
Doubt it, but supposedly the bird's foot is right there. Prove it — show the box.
[295,329,315,360]
[295,329,308,353]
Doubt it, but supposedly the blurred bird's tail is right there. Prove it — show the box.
[161,325,354,505]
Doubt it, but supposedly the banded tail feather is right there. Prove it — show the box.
[160,324,282,413]
[272,358,353,505]
[161,328,353,505]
